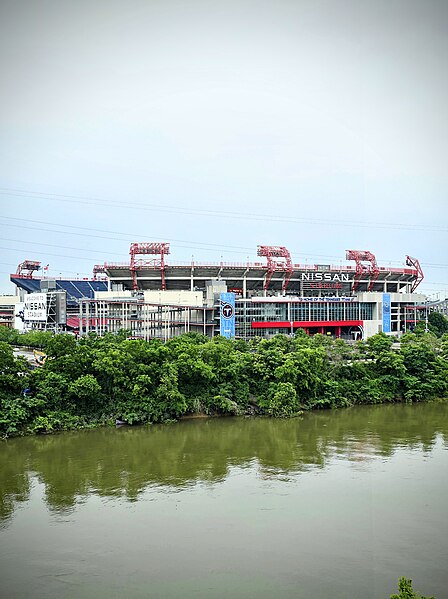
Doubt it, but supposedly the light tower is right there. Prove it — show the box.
[257,245,294,292]
[129,242,170,291]
[345,250,379,292]
[16,260,41,278]
[93,264,106,280]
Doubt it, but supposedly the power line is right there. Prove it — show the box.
[0,216,254,253]
[0,218,349,260]
[0,186,447,232]
[0,245,114,263]
[0,237,125,257]
[0,267,95,276]
[1,215,446,268]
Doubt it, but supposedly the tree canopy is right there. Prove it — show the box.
[0,329,447,436]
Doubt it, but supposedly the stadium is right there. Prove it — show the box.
[6,242,432,341]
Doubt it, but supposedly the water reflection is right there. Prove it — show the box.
[1,402,447,524]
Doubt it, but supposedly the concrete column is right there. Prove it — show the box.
[86,302,90,335]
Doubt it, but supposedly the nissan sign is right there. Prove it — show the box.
[24,293,47,321]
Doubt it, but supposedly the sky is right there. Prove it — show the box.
[0,0,447,298]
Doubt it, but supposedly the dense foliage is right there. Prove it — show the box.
[0,326,54,349]
[0,328,447,436]
[390,577,435,599]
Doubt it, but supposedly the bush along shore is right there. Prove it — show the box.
[1,325,448,437]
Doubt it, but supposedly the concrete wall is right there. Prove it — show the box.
[362,319,382,339]
[356,292,426,304]
[94,289,204,306]
[94,290,133,300]
[0,295,21,306]
[143,290,203,306]
[205,279,227,307]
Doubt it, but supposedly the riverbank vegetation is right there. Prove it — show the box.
[1,324,447,437]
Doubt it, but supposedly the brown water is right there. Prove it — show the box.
[1,402,448,599]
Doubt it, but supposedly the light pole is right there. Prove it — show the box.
[425,297,430,333]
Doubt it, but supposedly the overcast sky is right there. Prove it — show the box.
[0,0,447,297]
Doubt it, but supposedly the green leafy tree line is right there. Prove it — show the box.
[0,326,447,436]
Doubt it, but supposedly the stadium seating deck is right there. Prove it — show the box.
[10,278,107,306]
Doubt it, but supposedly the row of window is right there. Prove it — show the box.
[235,302,374,322]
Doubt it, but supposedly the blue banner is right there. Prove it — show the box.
[220,292,235,338]
[382,293,391,333]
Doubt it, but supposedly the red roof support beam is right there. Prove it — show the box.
[129,242,170,291]
[346,250,379,292]
[257,245,294,292]
[406,256,424,292]
[16,260,41,278]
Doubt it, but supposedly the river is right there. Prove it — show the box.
[1,402,448,599]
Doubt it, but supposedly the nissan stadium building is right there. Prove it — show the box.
[10,244,426,341]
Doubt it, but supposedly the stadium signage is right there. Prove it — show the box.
[382,293,391,333]
[300,296,356,302]
[24,293,47,321]
[308,282,342,289]
[220,292,235,338]
[301,273,351,282]
[252,297,357,303]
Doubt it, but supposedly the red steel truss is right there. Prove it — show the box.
[16,260,41,278]
[129,242,171,291]
[406,256,424,292]
[257,245,294,292]
[93,264,106,280]
[345,250,380,292]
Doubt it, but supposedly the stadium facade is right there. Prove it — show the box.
[9,244,430,341]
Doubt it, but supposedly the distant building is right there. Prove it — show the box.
[0,295,21,328]
[427,299,448,318]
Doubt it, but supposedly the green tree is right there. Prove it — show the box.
[372,351,406,400]
[69,374,102,404]
[0,342,30,396]
[46,333,77,358]
[428,312,448,337]
[32,370,71,410]
[401,343,444,401]
[390,577,435,599]
[1,326,447,437]
[274,347,327,407]
[0,342,33,436]
[0,327,20,345]
[17,330,54,349]
[259,382,300,417]
[367,332,393,356]
[155,362,186,419]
